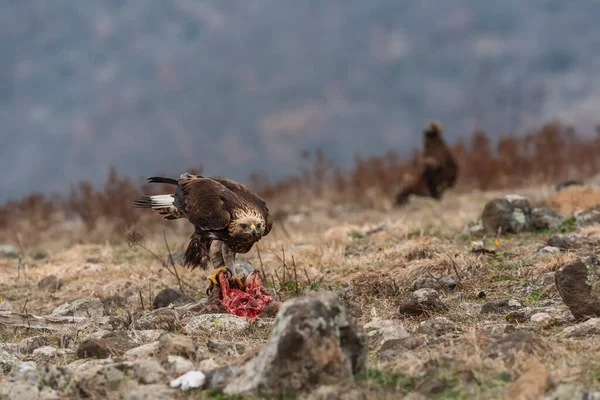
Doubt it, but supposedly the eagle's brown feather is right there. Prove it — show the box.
[134,173,272,272]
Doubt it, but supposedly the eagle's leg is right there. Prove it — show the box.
[206,241,244,295]
[222,245,245,291]
[206,267,233,296]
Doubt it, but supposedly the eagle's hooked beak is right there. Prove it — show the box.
[250,224,257,237]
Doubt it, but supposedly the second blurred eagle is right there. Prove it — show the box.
[133,173,272,295]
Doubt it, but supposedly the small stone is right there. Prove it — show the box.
[417,317,458,336]
[17,336,46,355]
[51,298,104,318]
[152,288,196,309]
[123,341,159,360]
[546,384,600,400]
[76,331,138,359]
[166,355,195,376]
[206,339,246,357]
[0,245,19,258]
[197,358,219,371]
[410,275,457,291]
[123,384,177,400]
[129,359,166,384]
[480,298,523,314]
[232,260,255,280]
[169,370,206,391]
[0,349,19,374]
[574,205,600,227]
[184,314,250,334]
[530,312,553,324]
[37,275,63,292]
[32,249,49,260]
[547,233,585,250]
[136,308,180,331]
[398,288,448,316]
[531,207,564,230]
[537,246,561,255]
[481,195,532,234]
[32,346,58,361]
[158,333,196,361]
[6,361,39,384]
[555,180,584,192]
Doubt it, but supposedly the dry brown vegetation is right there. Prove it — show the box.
[1,119,600,398]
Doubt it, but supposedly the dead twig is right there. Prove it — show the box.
[163,229,185,294]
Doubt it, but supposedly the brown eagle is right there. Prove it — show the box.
[133,173,272,295]
[394,121,458,206]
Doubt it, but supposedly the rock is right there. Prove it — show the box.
[206,339,246,357]
[398,289,448,316]
[555,257,600,320]
[69,361,128,398]
[531,207,564,230]
[40,364,72,392]
[197,358,219,371]
[530,312,554,324]
[166,355,195,376]
[51,298,104,318]
[547,233,585,250]
[480,298,523,315]
[157,333,196,361]
[32,249,49,260]
[480,324,516,335]
[574,205,600,227]
[32,346,58,361]
[152,288,196,309]
[232,260,255,280]
[537,246,561,255]
[76,331,138,359]
[506,307,547,323]
[417,317,458,336]
[0,349,19,374]
[128,359,166,384]
[0,245,19,258]
[223,291,366,396]
[481,195,532,234]
[136,308,180,330]
[37,275,63,292]
[555,180,584,192]
[123,384,178,400]
[0,383,40,399]
[485,331,549,361]
[505,356,553,400]
[123,341,159,360]
[17,336,46,355]
[546,384,600,400]
[184,314,250,334]
[169,370,206,391]
[100,295,128,316]
[560,318,600,338]
[410,275,457,291]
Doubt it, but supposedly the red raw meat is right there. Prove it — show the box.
[217,270,271,320]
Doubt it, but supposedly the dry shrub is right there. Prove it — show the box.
[2,119,600,244]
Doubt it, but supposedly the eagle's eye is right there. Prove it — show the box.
[240,224,248,229]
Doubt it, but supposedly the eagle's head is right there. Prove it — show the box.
[230,213,265,242]
[424,121,443,139]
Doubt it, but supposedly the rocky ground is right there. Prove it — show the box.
[2,183,600,399]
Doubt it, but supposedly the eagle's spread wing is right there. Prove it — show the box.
[175,175,233,232]
[207,176,273,236]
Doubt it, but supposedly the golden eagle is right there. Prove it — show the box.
[134,173,272,294]
[395,121,458,205]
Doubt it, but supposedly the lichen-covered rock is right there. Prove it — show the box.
[123,342,159,361]
[574,205,600,227]
[0,349,19,374]
[136,308,180,331]
[417,317,458,336]
[560,318,600,338]
[222,291,366,397]
[410,275,457,292]
[17,336,47,355]
[547,233,586,250]
[0,245,19,259]
[51,298,104,318]
[481,195,532,234]
[184,313,249,334]
[531,207,564,230]
[165,355,195,376]
[398,288,448,316]
[555,256,600,320]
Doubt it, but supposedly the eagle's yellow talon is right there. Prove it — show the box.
[206,267,231,295]
[230,275,245,290]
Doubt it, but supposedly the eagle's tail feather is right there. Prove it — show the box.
[133,194,183,220]
[147,176,179,185]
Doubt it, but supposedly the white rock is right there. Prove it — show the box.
[530,312,553,323]
[197,358,219,371]
[123,341,159,360]
[169,370,206,391]
[184,314,249,334]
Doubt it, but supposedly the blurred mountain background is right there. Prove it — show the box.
[2,0,600,201]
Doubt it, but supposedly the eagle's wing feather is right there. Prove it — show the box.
[207,176,273,236]
[175,175,233,231]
